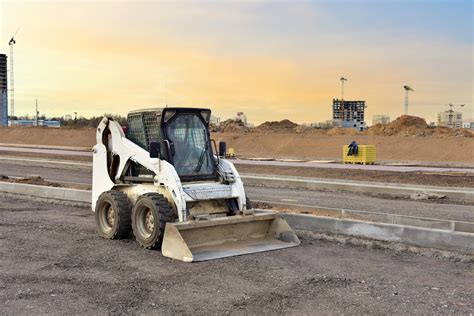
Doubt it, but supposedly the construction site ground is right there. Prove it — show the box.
[0,152,472,188]
[1,167,473,222]
[1,124,473,163]
[1,196,472,315]
[236,164,474,188]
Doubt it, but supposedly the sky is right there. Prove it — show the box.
[0,0,472,124]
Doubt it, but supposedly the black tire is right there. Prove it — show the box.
[131,193,175,250]
[246,196,252,210]
[95,190,132,239]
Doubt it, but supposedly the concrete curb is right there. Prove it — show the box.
[283,213,474,254]
[0,143,92,151]
[0,182,91,203]
[0,182,472,254]
[242,174,474,201]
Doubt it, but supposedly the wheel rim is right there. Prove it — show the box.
[106,206,115,227]
[136,206,155,239]
[99,203,115,233]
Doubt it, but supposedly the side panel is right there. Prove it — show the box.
[217,158,247,210]
[92,117,187,221]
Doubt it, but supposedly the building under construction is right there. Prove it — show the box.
[438,110,463,128]
[0,54,7,127]
[332,99,366,130]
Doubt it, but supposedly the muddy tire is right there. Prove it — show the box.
[95,191,132,239]
[131,193,175,250]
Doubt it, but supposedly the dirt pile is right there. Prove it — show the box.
[0,127,96,147]
[327,127,363,136]
[0,175,63,187]
[368,115,429,136]
[368,115,473,137]
[211,119,248,133]
[255,119,298,132]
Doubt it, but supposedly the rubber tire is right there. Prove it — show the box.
[131,193,175,250]
[246,196,252,210]
[95,190,132,239]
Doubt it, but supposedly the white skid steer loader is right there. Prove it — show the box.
[92,107,299,262]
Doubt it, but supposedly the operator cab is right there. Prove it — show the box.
[126,107,217,181]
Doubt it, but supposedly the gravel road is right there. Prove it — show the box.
[1,197,472,314]
[249,186,474,222]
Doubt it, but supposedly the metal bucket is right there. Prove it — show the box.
[161,213,300,262]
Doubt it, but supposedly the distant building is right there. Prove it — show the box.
[210,115,220,125]
[437,111,463,128]
[332,99,366,131]
[10,120,61,128]
[235,112,248,127]
[0,54,7,127]
[372,115,390,126]
[64,114,73,121]
[462,122,474,129]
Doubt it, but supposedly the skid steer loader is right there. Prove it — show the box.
[92,107,299,262]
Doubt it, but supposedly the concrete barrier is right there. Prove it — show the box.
[0,182,91,203]
[283,213,474,254]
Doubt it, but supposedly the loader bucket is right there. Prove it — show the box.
[161,213,300,262]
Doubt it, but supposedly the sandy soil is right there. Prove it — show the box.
[0,127,96,148]
[1,127,472,163]
[214,133,474,163]
[1,196,472,314]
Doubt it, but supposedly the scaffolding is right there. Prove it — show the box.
[332,99,366,130]
[0,54,7,127]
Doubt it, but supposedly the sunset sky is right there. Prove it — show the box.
[0,0,472,124]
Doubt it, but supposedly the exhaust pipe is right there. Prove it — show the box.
[161,213,300,262]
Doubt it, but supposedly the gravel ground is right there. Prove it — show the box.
[237,164,474,187]
[248,186,474,222]
[0,197,472,315]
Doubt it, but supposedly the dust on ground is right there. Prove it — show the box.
[0,196,472,314]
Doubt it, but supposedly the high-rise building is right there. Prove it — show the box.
[0,54,7,127]
[437,111,463,128]
[372,115,390,125]
[332,99,366,130]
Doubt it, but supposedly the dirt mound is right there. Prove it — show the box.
[0,175,63,187]
[212,119,248,133]
[368,115,429,136]
[326,127,363,136]
[0,127,96,147]
[433,127,473,138]
[255,119,298,132]
[368,115,473,137]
